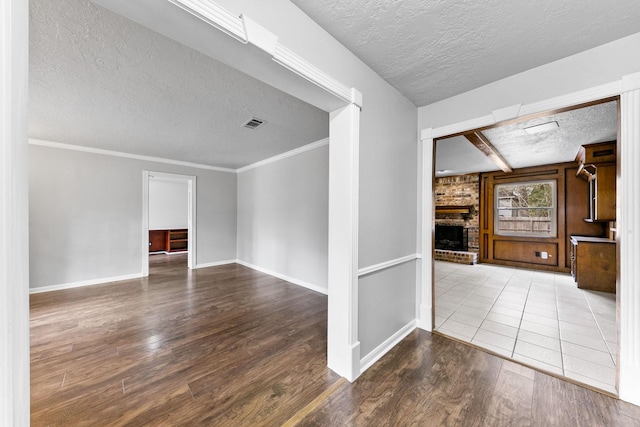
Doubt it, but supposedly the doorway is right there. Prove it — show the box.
[142,171,197,276]
[430,99,620,395]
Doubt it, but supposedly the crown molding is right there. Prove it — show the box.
[236,138,329,173]
[28,139,237,173]
[492,103,521,123]
[425,80,624,140]
[518,80,621,117]
[166,0,246,43]
[622,71,640,93]
[241,14,278,55]
[162,2,359,109]
[431,115,495,140]
[272,43,359,108]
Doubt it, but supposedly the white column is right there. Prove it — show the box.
[417,129,434,331]
[0,0,30,424]
[618,74,640,406]
[327,101,361,381]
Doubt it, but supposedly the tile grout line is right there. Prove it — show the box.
[510,275,534,360]
[436,262,617,393]
[581,291,617,367]
[435,263,488,331]
[556,274,615,389]
[460,272,494,342]
[458,266,517,349]
[553,275,566,377]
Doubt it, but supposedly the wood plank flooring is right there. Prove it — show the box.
[30,254,640,426]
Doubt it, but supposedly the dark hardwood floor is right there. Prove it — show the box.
[30,254,640,426]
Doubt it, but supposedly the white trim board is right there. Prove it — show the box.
[142,171,197,276]
[29,137,331,175]
[236,138,329,173]
[29,138,237,173]
[194,259,237,269]
[360,320,417,373]
[357,254,421,277]
[423,80,623,141]
[168,0,246,43]
[236,259,328,295]
[29,273,144,294]
[1,0,30,423]
[27,259,314,293]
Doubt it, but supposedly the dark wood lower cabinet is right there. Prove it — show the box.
[570,235,616,293]
[149,230,167,252]
[149,229,188,252]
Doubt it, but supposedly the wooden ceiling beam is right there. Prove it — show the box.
[464,131,513,173]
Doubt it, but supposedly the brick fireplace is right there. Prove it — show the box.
[434,173,480,264]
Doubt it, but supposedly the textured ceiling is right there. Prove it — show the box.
[435,135,498,177]
[483,101,618,169]
[291,0,640,106]
[30,0,628,173]
[436,101,618,176]
[29,0,329,169]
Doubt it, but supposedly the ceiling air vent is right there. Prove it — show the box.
[242,117,266,130]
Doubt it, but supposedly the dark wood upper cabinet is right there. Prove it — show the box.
[575,141,616,222]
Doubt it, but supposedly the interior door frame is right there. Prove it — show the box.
[419,76,640,406]
[142,170,197,275]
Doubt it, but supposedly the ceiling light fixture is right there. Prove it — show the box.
[523,121,559,135]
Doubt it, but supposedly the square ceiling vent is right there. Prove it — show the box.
[242,117,266,130]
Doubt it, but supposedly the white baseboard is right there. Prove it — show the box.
[417,303,433,331]
[620,364,640,406]
[29,272,144,294]
[360,320,417,373]
[194,259,237,269]
[236,259,328,295]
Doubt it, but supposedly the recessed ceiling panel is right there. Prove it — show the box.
[482,101,618,169]
[435,135,500,177]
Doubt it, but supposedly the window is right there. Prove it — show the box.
[494,180,556,237]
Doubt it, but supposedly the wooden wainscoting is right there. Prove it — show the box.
[480,162,605,273]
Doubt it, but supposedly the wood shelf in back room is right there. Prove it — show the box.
[149,229,188,253]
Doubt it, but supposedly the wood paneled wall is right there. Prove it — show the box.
[479,162,604,272]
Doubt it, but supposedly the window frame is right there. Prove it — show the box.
[494,179,557,238]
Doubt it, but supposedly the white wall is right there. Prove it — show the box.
[359,263,416,357]
[90,0,419,380]
[29,144,237,290]
[211,0,419,361]
[149,177,188,230]
[237,142,329,293]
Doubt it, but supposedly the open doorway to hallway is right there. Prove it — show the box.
[143,171,197,275]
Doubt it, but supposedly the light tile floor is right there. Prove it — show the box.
[434,260,617,394]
